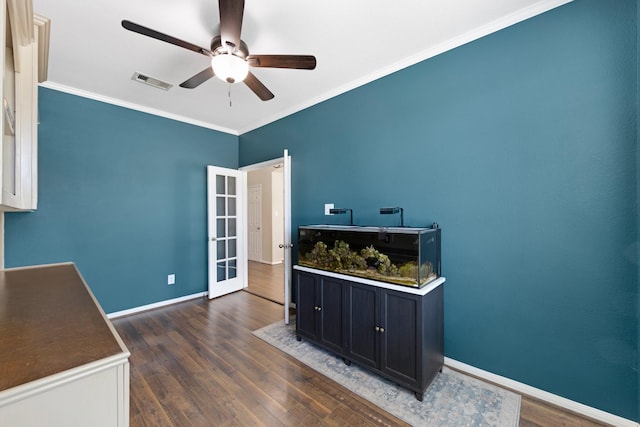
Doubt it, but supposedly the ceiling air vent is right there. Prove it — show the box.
[131,72,172,91]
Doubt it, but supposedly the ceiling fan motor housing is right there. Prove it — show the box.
[211,35,249,59]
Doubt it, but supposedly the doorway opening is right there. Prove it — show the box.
[244,163,285,304]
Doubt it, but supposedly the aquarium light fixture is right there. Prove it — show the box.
[329,208,353,225]
[380,207,404,227]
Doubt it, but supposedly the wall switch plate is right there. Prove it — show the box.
[168,274,175,285]
[325,203,334,215]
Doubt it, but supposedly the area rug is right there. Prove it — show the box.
[253,320,521,427]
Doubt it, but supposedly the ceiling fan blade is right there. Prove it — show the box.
[244,72,274,101]
[218,0,244,52]
[246,55,316,70]
[121,20,212,57]
[179,67,215,89]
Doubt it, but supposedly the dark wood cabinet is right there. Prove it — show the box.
[379,288,421,387]
[295,269,346,356]
[295,266,444,400]
[345,281,379,369]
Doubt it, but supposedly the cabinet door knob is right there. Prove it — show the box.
[375,326,380,332]
[379,327,385,333]
[317,306,322,311]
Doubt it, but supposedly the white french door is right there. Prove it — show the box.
[207,166,247,299]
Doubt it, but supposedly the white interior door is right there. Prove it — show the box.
[247,184,262,261]
[239,149,293,324]
[282,149,292,324]
[207,165,247,299]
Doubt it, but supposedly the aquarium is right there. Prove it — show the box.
[297,224,441,288]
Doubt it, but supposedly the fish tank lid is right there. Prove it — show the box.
[299,224,432,234]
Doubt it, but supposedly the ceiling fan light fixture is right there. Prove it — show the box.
[211,54,249,84]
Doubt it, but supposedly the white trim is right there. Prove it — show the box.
[239,156,284,172]
[39,2,572,136]
[0,353,128,407]
[236,0,574,134]
[39,82,239,136]
[444,357,639,427]
[106,292,207,319]
[33,14,50,83]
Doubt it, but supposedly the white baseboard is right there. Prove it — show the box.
[445,357,638,427]
[106,292,207,319]
[248,258,281,265]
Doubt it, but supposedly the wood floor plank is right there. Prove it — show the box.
[112,284,615,427]
[246,261,285,304]
[518,397,609,427]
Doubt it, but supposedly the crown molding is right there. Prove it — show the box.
[39,82,240,136]
[237,0,573,135]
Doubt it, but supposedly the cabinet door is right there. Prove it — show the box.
[318,277,345,355]
[380,289,419,387]
[346,282,379,369]
[295,271,318,340]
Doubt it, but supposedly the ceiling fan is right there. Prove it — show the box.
[122,0,316,101]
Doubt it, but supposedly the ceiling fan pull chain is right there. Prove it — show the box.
[228,84,232,108]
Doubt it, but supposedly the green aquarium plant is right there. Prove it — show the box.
[360,245,399,276]
[300,240,434,287]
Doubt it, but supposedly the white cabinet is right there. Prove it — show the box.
[0,263,130,427]
[0,0,49,211]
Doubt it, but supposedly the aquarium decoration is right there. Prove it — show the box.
[297,224,441,288]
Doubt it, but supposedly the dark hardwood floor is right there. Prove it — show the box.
[114,293,408,426]
[246,261,285,304]
[112,292,612,427]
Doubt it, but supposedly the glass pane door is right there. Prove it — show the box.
[207,166,246,298]
[215,174,237,282]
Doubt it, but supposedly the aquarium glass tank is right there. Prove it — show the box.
[297,225,441,288]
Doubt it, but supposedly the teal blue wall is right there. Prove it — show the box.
[240,0,638,421]
[637,0,640,418]
[5,88,238,313]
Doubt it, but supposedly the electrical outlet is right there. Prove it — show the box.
[168,274,175,285]
[325,203,334,215]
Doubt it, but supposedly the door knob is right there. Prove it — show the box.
[210,237,216,241]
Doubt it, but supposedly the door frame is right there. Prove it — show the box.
[240,150,293,323]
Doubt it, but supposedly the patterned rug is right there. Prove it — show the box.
[253,320,521,427]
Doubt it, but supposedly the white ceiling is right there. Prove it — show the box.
[34,0,571,135]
